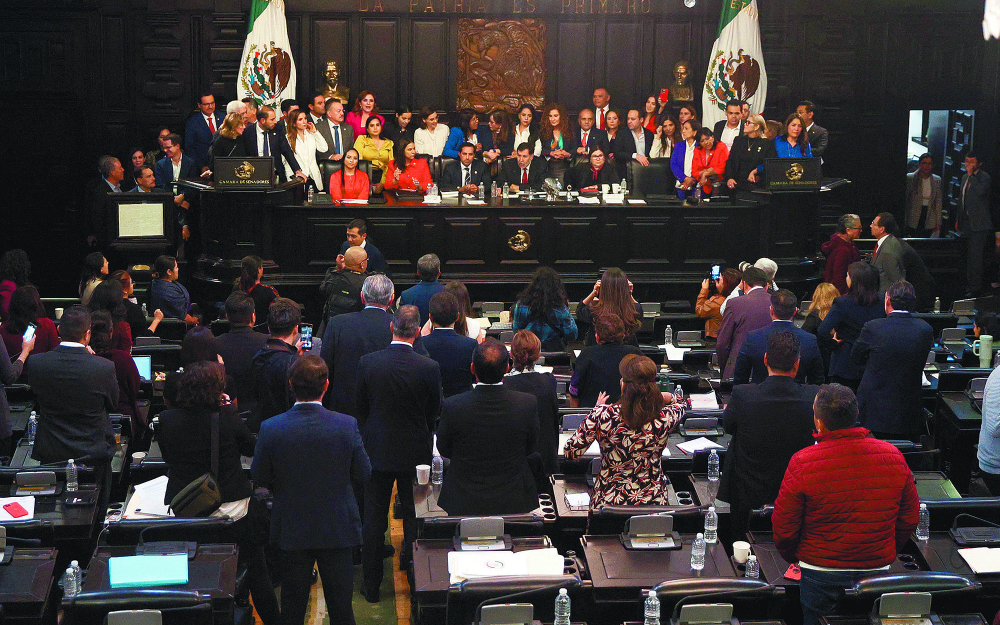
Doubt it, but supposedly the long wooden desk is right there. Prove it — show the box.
[0,548,58,624]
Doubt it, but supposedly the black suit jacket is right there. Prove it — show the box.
[215,326,268,412]
[852,312,934,439]
[422,328,478,397]
[439,160,491,191]
[242,123,301,182]
[320,307,392,415]
[437,385,539,516]
[82,177,121,244]
[732,320,826,386]
[355,343,443,472]
[720,376,818,539]
[26,345,118,463]
[503,371,560,475]
[713,120,744,145]
[575,127,610,155]
[498,157,548,189]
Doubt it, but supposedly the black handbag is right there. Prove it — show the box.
[169,412,222,518]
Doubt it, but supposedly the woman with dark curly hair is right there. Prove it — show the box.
[512,266,578,352]
[537,103,576,162]
[0,249,32,320]
[564,354,683,507]
[0,286,58,358]
[87,279,133,352]
[89,310,142,435]
[236,255,278,326]
[443,108,492,159]
[577,267,642,346]
[158,360,280,625]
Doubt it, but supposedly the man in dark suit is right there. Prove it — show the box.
[26,307,118,509]
[253,355,371,625]
[316,99,354,162]
[796,100,828,159]
[437,339,539,516]
[721,331,819,540]
[249,297,303,430]
[320,274,394,416]
[713,99,745,150]
[956,152,994,296]
[82,155,125,247]
[717,267,774,380]
[440,142,491,193]
[355,305,442,602]
[183,92,225,171]
[398,253,444,326]
[153,133,197,247]
[574,108,610,157]
[423,292,477,397]
[499,142,548,192]
[215,292,268,417]
[733,289,825,385]
[337,218,389,276]
[242,105,306,183]
[899,239,936,311]
[870,212,906,292]
[852,281,934,441]
[625,109,655,165]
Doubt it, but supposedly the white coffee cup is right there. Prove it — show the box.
[131,451,147,463]
[733,541,751,564]
[416,464,431,485]
[55,308,64,319]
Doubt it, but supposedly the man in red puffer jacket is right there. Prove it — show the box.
[773,383,919,625]
[820,213,862,294]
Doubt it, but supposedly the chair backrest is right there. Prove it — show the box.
[103,517,234,546]
[922,497,1000,531]
[629,158,674,198]
[653,577,783,620]
[546,159,570,188]
[155,318,188,342]
[537,351,570,367]
[64,589,214,625]
[319,159,375,194]
[937,368,993,392]
[418,516,545,540]
[843,571,980,599]
[436,156,456,184]
[446,575,581,625]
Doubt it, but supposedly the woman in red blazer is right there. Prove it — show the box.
[328,149,371,202]
[384,139,432,193]
[691,127,730,197]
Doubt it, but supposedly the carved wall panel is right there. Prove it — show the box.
[457,18,546,111]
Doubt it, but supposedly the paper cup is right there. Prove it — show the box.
[416,464,431,485]
[733,541,751,564]
[55,308,64,319]
[131,451,147,463]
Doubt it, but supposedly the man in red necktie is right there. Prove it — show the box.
[502,142,547,192]
[593,88,611,131]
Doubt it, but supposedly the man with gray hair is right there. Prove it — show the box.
[83,155,125,246]
[821,213,862,294]
[399,253,445,326]
[225,99,247,119]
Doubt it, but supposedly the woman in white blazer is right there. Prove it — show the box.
[285,109,328,190]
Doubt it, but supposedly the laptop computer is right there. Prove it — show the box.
[132,355,152,383]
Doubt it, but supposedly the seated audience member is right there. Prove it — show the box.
[696,268,741,339]
[607,110,635,178]
[215,291,268,417]
[818,262,885,391]
[775,112,812,158]
[420,280,485,342]
[236,255,279,326]
[150,255,198,324]
[691,128,729,196]
[285,108,328,191]
[79,251,108,306]
[567,147,619,191]
[353,115,392,188]
[109,270,164,338]
[565,354,684,506]
[123,148,147,191]
[486,109,514,163]
[0,249,32,320]
[773,384,918,625]
[0,286,58,357]
[649,114,679,159]
[821,213,862,294]
[717,266,773,379]
[338,218,388,276]
[0,320,35,452]
[384,139,432,193]
[437,339,539,516]
[511,104,540,158]
[503,330,559,474]
[250,297,304,430]
[725,113,774,194]
[413,107,450,157]
[160,361,279,625]
[802,282,838,335]
[87,279,133,352]
[423,292,478,398]
[131,165,157,193]
[975,311,1000,339]
[670,119,701,198]
[764,119,783,140]
[345,91,384,139]
[253,356,370,625]
[440,142,491,194]
[577,267,642,346]
[733,290,825,386]
[569,312,642,408]
[536,103,576,163]
[399,253,444,325]
[328,148,371,202]
[851,281,933,441]
[89,310,141,437]
[721,331,819,540]
[499,142,549,192]
[512,266,578,352]
[979,362,1000,495]
[384,107,415,145]
[443,108,491,159]
[624,108,654,167]
[320,246,369,322]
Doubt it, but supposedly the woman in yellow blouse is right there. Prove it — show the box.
[353,116,393,192]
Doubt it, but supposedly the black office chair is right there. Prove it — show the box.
[62,589,214,625]
[682,350,715,370]
[0,519,54,545]
[629,158,674,199]
[445,575,582,625]
[746,505,774,538]
[839,572,980,617]
[437,156,456,184]
[418,515,545,540]
[587,504,704,535]
[155,318,188,342]
[653,577,784,620]
[937,368,993,392]
[922,497,1000,531]
[537,352,570,367]
[102,516,234,546]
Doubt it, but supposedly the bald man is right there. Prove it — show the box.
[320,246,370,321]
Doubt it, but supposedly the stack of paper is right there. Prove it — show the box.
[661,346,691,361]
[577,196,600,204]
[447,547,564,583]
[341,198,367,204]
[109,554,189,588]
[564,492,590,510]
[689,393,720,410]
[123,476,173,518]
[676,437,724,455]
[958,547,1000,573]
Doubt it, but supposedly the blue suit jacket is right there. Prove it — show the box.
[154,155,198,190]
[253,402,371,550]
[184,111,225,170]
[321,307,392,416]
[670,140,694,197]
[422,328,477,397]
[399,280,445,326]
[338,240,388,276]
[732,320,826,385]
[851,311,934,439]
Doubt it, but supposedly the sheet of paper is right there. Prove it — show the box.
[533,365,553,374]
[0,496,35,521]
[440,191,460,198]
[574,350,582,357]
[603,193,625,204]
[627,199,647,204]
[958,547,1000,573]
[340,198,368,204]
[118,203,165,238]
[565,492,590,508]
[448,548,563,584]
[689,393,720,410]
[465,199,487,205]
[660,345,691,361]
[577,196,600,204]
[676,437,724,455]
[921,374,932,387]
[125,476,173,518]
[422,197,442,204]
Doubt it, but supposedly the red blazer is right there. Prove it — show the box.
[384,158,432,192]
[0,316,59,358]
[329,169,371,201]
[821,233,861,295]
[692,142,730,194]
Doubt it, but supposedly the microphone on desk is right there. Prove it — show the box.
[668,581,778,625]
[471,577,580,625]
[948,512,1000,546]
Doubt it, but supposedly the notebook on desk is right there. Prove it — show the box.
[109,554,188,588]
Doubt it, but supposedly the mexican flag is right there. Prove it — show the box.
[702,0,767,128]
[237,0,297,109]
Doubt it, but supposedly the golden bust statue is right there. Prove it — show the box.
[323,61,350,104]
[669,60,694,102]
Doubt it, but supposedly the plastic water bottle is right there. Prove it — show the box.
[70,560,83,588]
[690,533,706,571]
[26,411,37,445]
[704,506,718,543]
[744,554,760,579]
[431,455,444,485]
[916,503,930,540]
[664,325,673,347]
[491,181,498,197]
[694,184,703,203]
[141,303,148,317]
[502,182,510,197]
[933,297,941,313]
[63,567,79,597]
[66,459,79,492]
[644,589,661,625]
[708,449,721,483]
[477,184,485,200]
[620,178,628,196]
[307,186,315,203]
[554,588,571,625]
